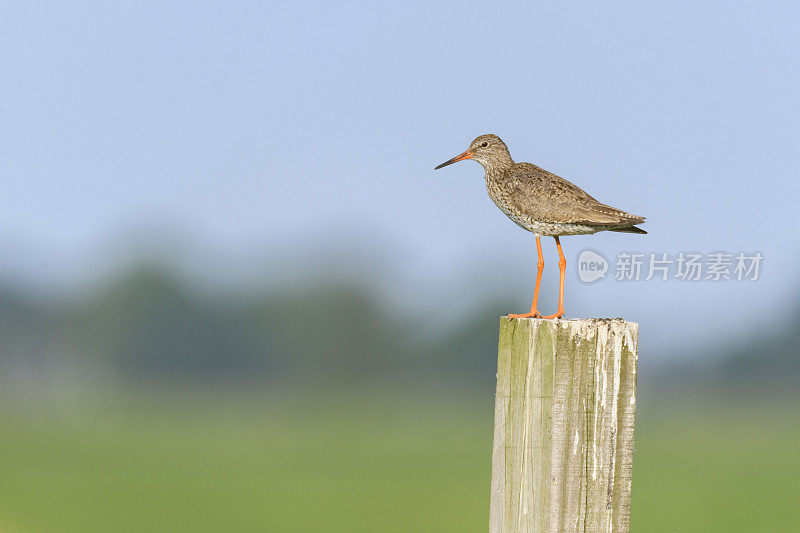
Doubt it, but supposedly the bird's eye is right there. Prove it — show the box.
[481,142,488,147]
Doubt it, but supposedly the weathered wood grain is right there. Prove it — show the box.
[489,318,638,533]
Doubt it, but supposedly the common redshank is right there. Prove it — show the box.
[434,134,646,319]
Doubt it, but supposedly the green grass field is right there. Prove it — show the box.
[0,394,797,532]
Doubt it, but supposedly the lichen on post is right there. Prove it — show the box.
[489,317,638,533]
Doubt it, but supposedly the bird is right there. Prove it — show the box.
[434,134,645,319]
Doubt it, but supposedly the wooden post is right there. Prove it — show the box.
[489,318,638,533]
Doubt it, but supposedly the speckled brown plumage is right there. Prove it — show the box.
[434,133,646,319]
[435,134,646,236]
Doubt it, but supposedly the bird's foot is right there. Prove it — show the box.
[507,311,542,319]
[540,310,565,320]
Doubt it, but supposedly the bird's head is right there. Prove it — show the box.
[434,134,513,171]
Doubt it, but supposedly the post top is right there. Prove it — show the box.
[501,316,638,327]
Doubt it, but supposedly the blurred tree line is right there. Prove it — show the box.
[0,264,504,394]
[0,262,797,397]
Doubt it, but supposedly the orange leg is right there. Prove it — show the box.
[508,235,544,319]
[541,236,566,319]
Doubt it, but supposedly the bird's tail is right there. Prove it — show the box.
[610,225,647,234]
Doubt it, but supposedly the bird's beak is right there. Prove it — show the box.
[434,149,474,170]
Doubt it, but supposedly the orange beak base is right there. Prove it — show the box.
[434,150,474,170]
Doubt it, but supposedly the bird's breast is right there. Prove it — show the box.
[485,174,527,228]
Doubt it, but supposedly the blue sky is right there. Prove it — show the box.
[2,2,798,358]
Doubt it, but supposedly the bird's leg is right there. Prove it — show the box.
[542,236,566,319]
[508,234,544,319]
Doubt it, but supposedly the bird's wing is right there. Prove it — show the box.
[507,163,645,226]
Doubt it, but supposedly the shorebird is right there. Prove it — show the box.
[434,134,645,319]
